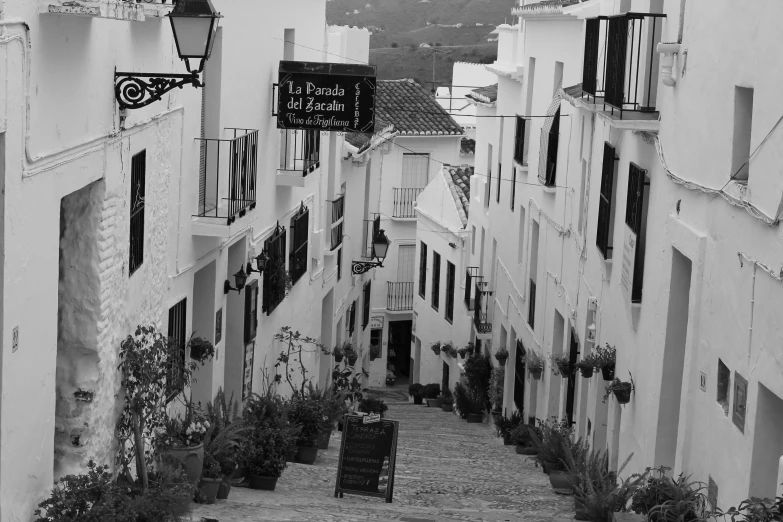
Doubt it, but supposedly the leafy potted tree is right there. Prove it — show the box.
[408,383,424,405]
[287,394,323,465]
[423,383,441,407]
[244,426,291,491]
[465,387,486,423]
[526,350,545,380]
[440,389,454,412]
[454,383,470,419]
[594,343,616,380]
[488,366,505,423]
[161,399,210,485]
[199,451,223,504]
[494,347,510,366]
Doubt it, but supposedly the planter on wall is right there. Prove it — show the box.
[612,383,633,404]
[579,367,594,378]
[530,368,543,380]
[601,365,615,381]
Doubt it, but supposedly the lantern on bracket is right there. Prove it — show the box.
[351,229,390,275]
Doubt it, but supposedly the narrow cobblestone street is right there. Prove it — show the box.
[191,394,574,522]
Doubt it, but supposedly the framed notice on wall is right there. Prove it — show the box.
[242,341,255,401]
[620,227,637,304]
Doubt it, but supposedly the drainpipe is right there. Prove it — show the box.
[656,1,686,87]
[677,0,686,44]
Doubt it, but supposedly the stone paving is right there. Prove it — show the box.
[191,392,574,522]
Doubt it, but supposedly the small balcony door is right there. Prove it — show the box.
[397,245,416,282]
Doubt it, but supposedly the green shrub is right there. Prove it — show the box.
[358,396,388,417]
[408,383,424,397]
[287,394,323,447]
[422,383,441,399]
[631,466,708,522]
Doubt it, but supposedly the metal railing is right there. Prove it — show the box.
[582,13,666,117]
[196,128,258,225]
[392,188,423,218]
[387,282,414,311]
[330,195,345,251]
[464,267,481,311]
[362,213,381,259]
[279,129,321,175]
[473,281,493,334]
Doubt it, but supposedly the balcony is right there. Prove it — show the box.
[464,267,481,311]
[581,13,666,121]
[276,129,321,187]
[392,188,423,218]
[387,282,413,312]
[473,280,493,339]
[329,195,345,252]
[40,0,172,21]
[192,128,258,237]
[361,214,381,259]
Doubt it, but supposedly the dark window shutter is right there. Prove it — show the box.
[514,117,526,165]
[129,150,146,275]
[349,301,356,336]
[545,109,561,186]
[431,252,441,310]
[363,280,371,330]
[596,143,617,258]
[418,242,428,298]
[166,298,187,401]
[625,163,646,235]
[582,18,600,96]
[245,281,258,343]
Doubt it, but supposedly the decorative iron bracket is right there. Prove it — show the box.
[115,71,202,110]
[351,260,383,275]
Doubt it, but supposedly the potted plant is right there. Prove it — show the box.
[573,452,641,522]
[630,466,707,522]
[202,388,249,500]
[430,341,442,355]
[575,357,595,378]
[528,417,572,474]
[454,383,470,419]
[408,383,424,405]
[188,335,216,361]
[161,397,210,485]
[342,341,359,366]
[358,395,388,418]
[594,343,616,380]
[526,350,545,380]
[309,385,348,450]
[199,451,223,503]
[243,426,291,491]
[423,383,441,407]
[551,354,574,377]
[287,394,323,465]
[440,389,454,412]
[457,347,469,359]
[549,436,588,491]
[488,366,505,422]
[464,387,485,423]
[510,423,540,454]
[442,342,457,358]
[603,378,634,404]
[332,344,345,363]
[494,411,523,445]
[711,494,783,522]
[494,347,510,366]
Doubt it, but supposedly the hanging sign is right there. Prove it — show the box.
[277,61,377,133]
[335,415,399,503]
[620,227,637,304]
[370,316,384,330]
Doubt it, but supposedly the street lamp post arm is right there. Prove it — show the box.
[114,71,202,110]
[351,260,384,275]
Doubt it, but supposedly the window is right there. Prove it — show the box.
[431,251,441,310]
[514,117,527,165]
[445,261,455,323]
[731,86,754,182]
[289,204,309,285]
[166,298,187,400]
[625,163,650,303]
[485,144,493,207]
[471,225,476,255]
[578,159,588,234]
[262,224,287,315]
[528,279,536,329]
[596,143,618,259]
[336,247,342,281]
[244,281,258,343]
[732,371,748,432]
[496,162,502,203]
[528,220,540,330]
[401,153,430,187]
[717,359,730,416]
[348,300,356,336]
[511,167,517,210]
[544,108,561,186]
[517,206,527,266]
[418,242,428,298]
[129,150,146,275]
[330,195,344,250]
[362,280,371,330]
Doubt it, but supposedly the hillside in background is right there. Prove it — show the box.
[327,0,511,85]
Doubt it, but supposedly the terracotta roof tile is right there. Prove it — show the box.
[374,79,464,136]
[460,137,475,155]
[443,165,473,227]
[466,84,498,104]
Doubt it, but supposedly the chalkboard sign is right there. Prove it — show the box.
[334,414,399,503]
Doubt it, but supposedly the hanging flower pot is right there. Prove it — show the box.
[601,365,615,381]
[334,354,344,363]
[579,366,594,378]
[348,356,358,366]
[530,368,543,380]
[612,382,633,404]
[430,342,441,355]
[495,348,509,366]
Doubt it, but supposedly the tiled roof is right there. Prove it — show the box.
[466,84,498,105]
[444,165,473,227]
[563,83,583,99]
[461,137,475,155]
[374,79,464,136]
[346,132,372,149]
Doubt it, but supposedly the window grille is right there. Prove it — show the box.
[596,143,617,258]
[362,280,371,330]
[262,223,287,316]
[289,203,309,285]
[625,164,647,234]
[445,261,455,323]
[129,150,146,275]
[418,242,428,298]
[431,251,441,310]
[166,298,187,401]
[732,372,747,432]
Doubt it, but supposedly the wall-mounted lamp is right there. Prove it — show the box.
[247,250,269,275]
[224,266,248,294]
[448,242,457,248]
[351,229,390,275]
[115,0,223,110]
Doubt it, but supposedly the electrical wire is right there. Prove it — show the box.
[720,111,783,190]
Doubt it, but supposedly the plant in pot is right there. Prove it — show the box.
[242,426,291,491]
[603,377,634,404]
[551,353,574,378]
[494,346,510,366]
[442,342,458,358]
[188,335,216,361]
[528,417,572,474]
[198,451,223,504]
[464,386,486,423]
[332,343,345,363]
[573,452,641,522]
[408,383,424,405]
[526,350,545,380]
[287,394,323,465]
[594,343,616,380]
[630,466,708,522]
[358,395,388,418]
[711,494,783,522]
[494,411,523,445]
[511,423,541,455]
[464,352,492,395]
[439,389,454,412]
[430,341,442,356]
[575,357,595,378]
[549,436,588,491]
[454,383,470,419]
[160,398,210,485]
[457,346,469,359]
[306,384,347,450]
[423,383,441,407]
[342,341,359,366]
[203,388,249,500]
[488,366,505,422]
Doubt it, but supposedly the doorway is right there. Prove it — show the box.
[387,320,412,386]
[549,310,565,418]
[514,339,526,415]
[565,327,579,426]
[442,361,450,394]
[654,248,692,470]
[749,383,783,498]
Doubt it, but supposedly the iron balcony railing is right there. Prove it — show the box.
[464,267,481,311]
[196,128,258,225]
[392,188,423,218]
[582,13,666,117]
[362,213,381,259]
[329,195,345,251]
[387,282,414,311]
[473,280,493,334]
[279,129,321,175]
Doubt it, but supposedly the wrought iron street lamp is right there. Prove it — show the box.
[115,0,222,110]
[224,266,248,294]
[246,250,269,275]
[352,229,390,275]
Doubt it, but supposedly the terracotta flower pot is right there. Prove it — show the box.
[613,384,632,404]
[413,396,423,405]
[466,413,483,423]
[296,446,318,465]
[216,478,231,500]
[549,471,581,491]
[441,403,453,412]
[541,460,560,474]
[166,443,204,484]
[317,430,331,450]
[348,356,358,366]
[199,477,222,504]
[249,475,278,491]
[530,368,543,380]
[426,398,439,408]
[575,496,588,520]
[502,433,512,446]
[601,365,615,381]
[579,367,594,378]
[516,444,538,455]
